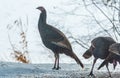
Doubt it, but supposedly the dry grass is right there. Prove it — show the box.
[8,18,29,63]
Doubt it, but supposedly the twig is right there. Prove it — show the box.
[82,0,112,37]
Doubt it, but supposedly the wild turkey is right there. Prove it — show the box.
[83,37,116,77]
[36,6,83,70]
[98,43,120,70]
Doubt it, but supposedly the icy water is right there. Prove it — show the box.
[0,62,120,78]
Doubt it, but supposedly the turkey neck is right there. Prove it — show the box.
[38,10,47,27]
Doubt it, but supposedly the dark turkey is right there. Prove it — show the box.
[37,6,83,70]
[83,37,116,77]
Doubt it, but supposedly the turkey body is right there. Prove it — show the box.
[83,37,116,77]
[37,6,83,70]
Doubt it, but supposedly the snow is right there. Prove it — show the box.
[0,62,120,78]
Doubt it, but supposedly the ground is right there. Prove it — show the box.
[0,62,120,78]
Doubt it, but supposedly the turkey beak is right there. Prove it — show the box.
[36,7,42,13]
[36,7,40,10]
[36,7,38,9]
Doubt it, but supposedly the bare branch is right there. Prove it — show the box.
[82,0,112,37]
[92,0,120,38]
